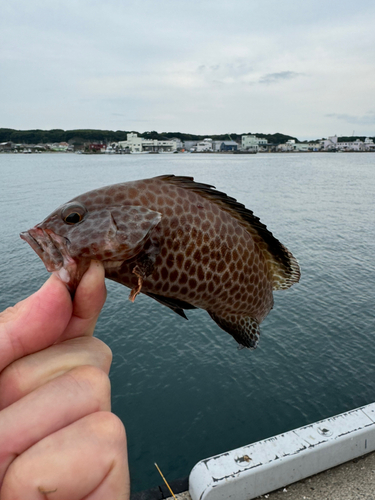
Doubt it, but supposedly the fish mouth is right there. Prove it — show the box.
[20,227,89,294]
[20,227,65,272]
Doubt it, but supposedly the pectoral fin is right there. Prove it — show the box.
[128,254,158,302]
[144,292,197,319]
[208,312,260,349]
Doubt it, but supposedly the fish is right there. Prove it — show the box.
[20,175,300,349]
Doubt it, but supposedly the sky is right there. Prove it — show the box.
[1,0,375,140]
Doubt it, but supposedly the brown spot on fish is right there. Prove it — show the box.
[166,254,174,268]
[197,265,205,282]
[21,175,300,350]
[188,277,197,288]
[209,261,217,272]
[161,267,169,280]
[179,272,188,285]
[170,270,178,282]
[193,249,201,262]
[176,253,184,269]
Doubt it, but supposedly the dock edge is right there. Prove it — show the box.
[189,402,375,500]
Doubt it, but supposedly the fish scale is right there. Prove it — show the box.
[21,175,300,349]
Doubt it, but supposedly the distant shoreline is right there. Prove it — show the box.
[1,129,374,154]
[1,149,374,155]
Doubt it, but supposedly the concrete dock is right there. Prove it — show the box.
[132,450,375,500]
[170,451,375,499]
[132,403,375,500]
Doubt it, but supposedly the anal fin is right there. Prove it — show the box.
[208,312,260,349]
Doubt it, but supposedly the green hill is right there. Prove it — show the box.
[0,128,299,145]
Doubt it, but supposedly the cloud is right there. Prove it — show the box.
[196,62,255,86]
[325,112,375,126]
[1,0,375,136]
[258,71,303,85]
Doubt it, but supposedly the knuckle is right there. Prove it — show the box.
[0,362,24,409]
[68,365,111,409]
[1,455,29,500]
[89,411,127,447]
[91,337,113,368]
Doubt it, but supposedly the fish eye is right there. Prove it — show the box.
[64,212,83,224]
[61,203,87,225]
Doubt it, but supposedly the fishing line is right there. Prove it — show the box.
[154,462,177,499]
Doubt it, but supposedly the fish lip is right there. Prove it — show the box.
[20,226,88,294]
[20,229,44,257]
[20,226,65,272]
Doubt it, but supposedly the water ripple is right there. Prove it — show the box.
[1,153,374,492]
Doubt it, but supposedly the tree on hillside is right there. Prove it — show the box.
[0,128,313,145]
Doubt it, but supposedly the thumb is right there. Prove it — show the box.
[0,275,72,372]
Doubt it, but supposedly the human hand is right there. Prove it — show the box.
[0,261,130,499]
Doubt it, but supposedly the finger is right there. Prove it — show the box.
[0,275,72,372]
[0,365,111,484]
[1,412,130,500]
[59,261,107,342]
[0,337,112,409]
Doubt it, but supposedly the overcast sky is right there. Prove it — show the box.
[1,0,374,140]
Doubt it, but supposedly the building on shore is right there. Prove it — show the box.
[196,138,213,152]
[110,134,375,154]
[277,139,310,152]
[321,135,375,151]
[241,135,268,152]
[219,140,238,151]
[190,138,239,152]
[321,135,339,151]
[337,137,374,151]
[117,133,179,153]
[2,133,374,155]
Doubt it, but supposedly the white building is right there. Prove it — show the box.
[321,135,375,151]
[364,137,375,150]
[306,142,322,151]
[277,139,293,152]
[118,133,143,152]
[277,139,309,152]
[241,135,267,152]
[212,140,223,152]
[118,133,178,153]
[170,137,183,150]
[321,135,339,150]
[196,138,213,152]
[183,140,197,151]
[337,139,364,151]
[336,137,374,151]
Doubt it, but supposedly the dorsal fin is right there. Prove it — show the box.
[157,175,300,290]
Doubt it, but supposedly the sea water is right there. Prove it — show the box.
[0,152,374,492]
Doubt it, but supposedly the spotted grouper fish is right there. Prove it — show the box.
[21,175,300,349]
